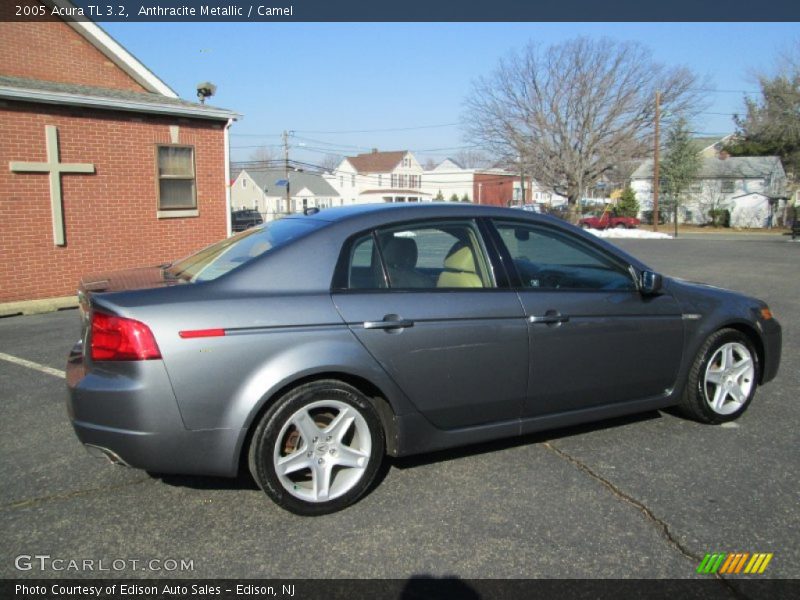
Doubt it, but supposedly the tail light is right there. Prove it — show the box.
[90,311,162,361]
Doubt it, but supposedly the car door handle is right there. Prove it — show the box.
[363,315,415,330]
[529,313,570,325]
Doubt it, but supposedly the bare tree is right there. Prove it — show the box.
[248,146,279,169]
[422,157,438,171]
[695,180,729,227]
[318,153,344,173]
[453,148,493,169]
[464,37,704,219]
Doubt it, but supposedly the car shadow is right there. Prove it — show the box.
[390,410,664,470]
[151,410,665,493]
[152,469,260,491]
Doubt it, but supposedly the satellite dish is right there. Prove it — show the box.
[196,82,217,104]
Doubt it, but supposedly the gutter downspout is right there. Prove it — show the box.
[224,117,234,237]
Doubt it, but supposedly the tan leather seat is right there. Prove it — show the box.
[382,237,431,288]
[437,243,483,288]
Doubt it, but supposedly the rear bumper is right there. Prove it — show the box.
[66,342,241,477]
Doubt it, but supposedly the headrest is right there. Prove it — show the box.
[444,243,476,273]
[382,237,418,269]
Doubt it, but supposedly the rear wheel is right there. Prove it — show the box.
[678,329,759,423]
[248,380,384,515]
[615,222,627,229]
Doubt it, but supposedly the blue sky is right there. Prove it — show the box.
[103,22,799,165]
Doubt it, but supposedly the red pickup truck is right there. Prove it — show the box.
[579,210,640,230]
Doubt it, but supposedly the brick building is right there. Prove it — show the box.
[0,2,238,304]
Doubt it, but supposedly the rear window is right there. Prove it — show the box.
[165,218,324,282]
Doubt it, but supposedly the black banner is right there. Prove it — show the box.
[3,579,800,600]
[5,0,800,22]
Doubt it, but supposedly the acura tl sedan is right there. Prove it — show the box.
[67,204,781,515]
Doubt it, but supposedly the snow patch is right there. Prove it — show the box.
[586,228,673,239]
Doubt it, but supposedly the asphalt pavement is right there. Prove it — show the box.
[0,235,797,583]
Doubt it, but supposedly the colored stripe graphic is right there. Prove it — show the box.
[699,552,773,575]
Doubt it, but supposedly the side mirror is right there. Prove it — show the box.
[639,270,663,295]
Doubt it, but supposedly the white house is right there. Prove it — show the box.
[232,168,340,220]
[422,158,567,207]
[327,150,431,204]
[423,158,475,201]
[630,155,787,228]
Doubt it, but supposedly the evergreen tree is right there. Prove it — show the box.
[660,117,701,225]
[616,186,640,217]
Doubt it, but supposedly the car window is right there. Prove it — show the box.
[493,220,635,291]
[347,235,387,289]
[166,218,324,283]
[343,221,494,290]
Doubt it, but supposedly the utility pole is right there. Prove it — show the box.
[652,90,661,232]
[282,130,291,214]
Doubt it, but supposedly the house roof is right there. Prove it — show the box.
[0,75,239,121]
[45,0,177,97]
[243,168,339,197]
[346,150,408,173]
[631,156,785,180]
[360,189,433,196]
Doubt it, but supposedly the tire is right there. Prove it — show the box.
[248,380,384,515]
[678,329,759,424]
[615,222,627,229]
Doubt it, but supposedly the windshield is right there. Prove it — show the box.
[165,218,324,282]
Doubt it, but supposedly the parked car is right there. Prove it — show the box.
[231,209,263,232]
[579,208,640,229]
[67,204,781,515]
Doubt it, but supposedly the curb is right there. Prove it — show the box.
[0,296,78,318]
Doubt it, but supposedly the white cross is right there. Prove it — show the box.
[9,125,95,246]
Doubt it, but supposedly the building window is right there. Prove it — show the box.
[351,174,356,186]
[378,175,383,187]
[721,180,735,194]
[339,176,344,187]
[391,174,398,187]
[242,178,247,188]
[398,174,407,188]
[157,145,196,210]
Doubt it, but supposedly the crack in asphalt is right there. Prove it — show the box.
[2,477,152,511]
[542,441,749,599]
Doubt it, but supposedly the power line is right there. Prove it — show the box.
[294,122,460,134]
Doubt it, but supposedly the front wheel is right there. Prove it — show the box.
[248,380,384,515]
[678,329,759,423]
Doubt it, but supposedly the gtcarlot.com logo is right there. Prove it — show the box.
[697,552,773,575]
[14,554,194,573]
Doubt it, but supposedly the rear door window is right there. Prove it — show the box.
[372,220,495,289]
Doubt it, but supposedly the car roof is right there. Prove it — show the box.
[285,202,558,227]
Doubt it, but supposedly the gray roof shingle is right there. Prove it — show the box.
[244,168,339,198]
[631,156,784,179]
[0,75,238,120]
